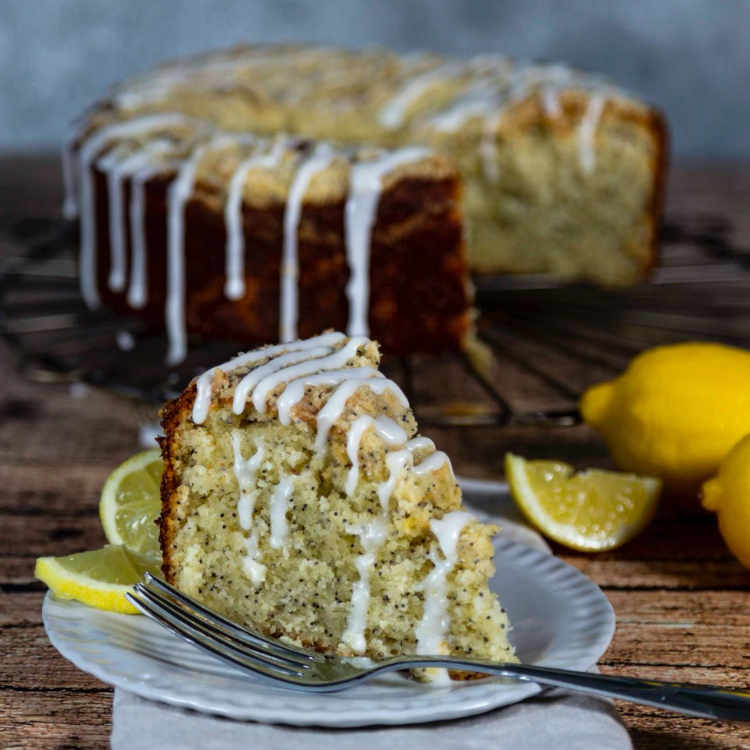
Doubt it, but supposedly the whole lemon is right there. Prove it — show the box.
[580,342,750,492]
[702,434,750,568]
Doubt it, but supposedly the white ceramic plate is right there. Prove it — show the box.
[43,535,614,727]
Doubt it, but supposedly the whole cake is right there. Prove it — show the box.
[159,332,516,673]
[64,45,666,361]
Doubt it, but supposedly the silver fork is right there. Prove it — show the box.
[126,573,750,720]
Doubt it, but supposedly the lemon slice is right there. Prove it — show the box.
[35,545,160,613]
[99,448,163,563]
[505,453,661,551]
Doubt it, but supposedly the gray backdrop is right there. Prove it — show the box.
[1,0,748,158]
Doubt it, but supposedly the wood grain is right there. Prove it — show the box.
[2,156,750,748]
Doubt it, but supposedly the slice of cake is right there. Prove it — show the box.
[159,332,515,673]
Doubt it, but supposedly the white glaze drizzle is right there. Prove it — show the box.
[276,367,379,426]
[341,422,441,653]
[166,134,234,364]
[379,62,465,129]
[191,331,346,424]
[224,137,286,300]
[165,143,204,364]
[415,510,474,679]
[95,144,130,291]
[252,336,368,415]
[232,345,333,414]
[345,415,407,495]
[578,94,605,174]
[429,63,593,182]
[281,143,336,342]
[99,144,169,293]
[405,436,435,453]
[117,138,181,307]
[113,52,270,110]
[76,114,190,309]
[344,149,429,337]
[127,161,171,309]
[376,448,413,508]
[113,48,323,110]
[269,476,294,549]
[231,431,265,530]
[373,437,441,508]
[345,416,378,497]
[242,531,267,584]
[479,110,504,183]
[371,415,409,445]
[477,64,608,179]
[230,431,268,585]
[341,518,387,653]
[476,67,559,182]
[413,451,450,475]
[426,81,500,132]
[538,65,574,117]
[315,378,408,457]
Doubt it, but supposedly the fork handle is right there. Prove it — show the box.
[456,663,750,720]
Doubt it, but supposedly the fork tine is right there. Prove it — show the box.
[129,584,309,677]
[137,580,313,669]
[143,573,324,662]
[126,589,308,683]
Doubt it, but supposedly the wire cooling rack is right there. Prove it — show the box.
[2,214,750,427]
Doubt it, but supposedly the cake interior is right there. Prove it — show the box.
[160,334,515,669]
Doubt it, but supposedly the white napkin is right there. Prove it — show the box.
[110,479,631,749]
[112,687,630,750]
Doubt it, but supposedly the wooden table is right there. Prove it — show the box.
[2,156,749,748]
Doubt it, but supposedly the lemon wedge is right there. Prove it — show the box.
[505,453,661,551]
[35,545,160,613]
[99,448,163,563]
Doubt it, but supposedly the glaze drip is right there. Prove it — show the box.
[269,476,294,549]
[315,379,407,458]
[344,148,429,337]
[341,518,387,653]
[224,137,286,301]
[415,510,474,682]
[281,143,336,342]
[231,432,267,584]
[345,415,407,495]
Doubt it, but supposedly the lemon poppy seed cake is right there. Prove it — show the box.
[64,45,666,362]
[159,332,516,672]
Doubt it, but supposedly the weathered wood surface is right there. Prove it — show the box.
[2,156,750,748]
